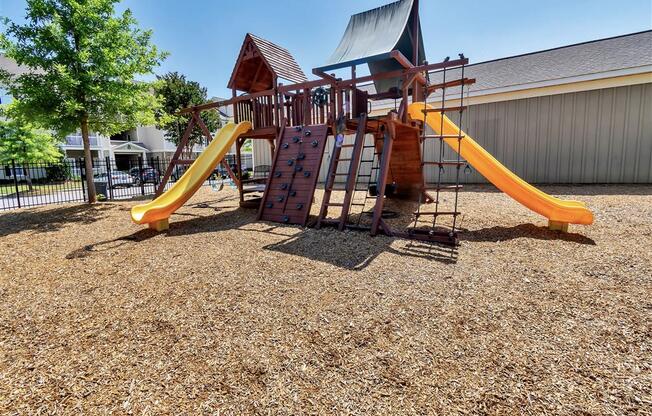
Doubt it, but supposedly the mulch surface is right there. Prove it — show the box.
[0,185,650,415]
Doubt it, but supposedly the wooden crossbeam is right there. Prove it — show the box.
[178,58,469,115]
[370,113,397,235]
[154,115,196,197]
[194,114,239,186]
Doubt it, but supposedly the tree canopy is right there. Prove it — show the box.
[154,71,221,155]
[0,108,62,164]
[0,0,166,202]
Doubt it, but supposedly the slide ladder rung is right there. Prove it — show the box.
[424,184,463,191]
[422,161,466,166]
[423,134,465,140]
[422,106,467,113]
[413,211,461,217]
[427,77,476,92]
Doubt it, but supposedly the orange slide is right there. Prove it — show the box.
[408,102,593,229]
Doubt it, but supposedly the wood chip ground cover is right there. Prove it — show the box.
[0,185,650,415]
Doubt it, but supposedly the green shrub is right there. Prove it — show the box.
[46,162,72,182]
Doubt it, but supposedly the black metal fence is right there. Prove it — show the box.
[0,154,254,211]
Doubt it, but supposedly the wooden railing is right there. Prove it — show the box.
[181,57,471,130]
[233,94,275,130]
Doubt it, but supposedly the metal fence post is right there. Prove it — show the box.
[78,158,86,201]
[105,156,114,200]
[11,159,21,208]
[138,155,145,195]
[155,156,161,190]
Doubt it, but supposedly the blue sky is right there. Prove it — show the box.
[2,0,651,99]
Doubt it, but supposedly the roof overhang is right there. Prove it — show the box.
[227,33,307,93]
[112,142,149,153]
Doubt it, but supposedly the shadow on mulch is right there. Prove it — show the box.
[66,227,160,259]
[258,224,458,270]
[461,223,596,245]
[65,196,249,259]
[0,203,113,237]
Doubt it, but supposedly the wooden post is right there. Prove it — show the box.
[278,83,285,127]
[411,0,422,103]
[194,113,239,186]
[273,78,279,128]
[304,87,312,125]
[338,113,368,230]
[232,87,238,123]
[401,72,409,122]
[236,138,245,204]
[329,77,337,125]
[256,118,286,221]
[371,114,396,236]
[155,115,196,197]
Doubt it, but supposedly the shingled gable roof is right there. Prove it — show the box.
[427,30,652,98]
[227,33,307,93]
[359,30,652,107]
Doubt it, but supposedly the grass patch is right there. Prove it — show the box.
[0,181,82,196]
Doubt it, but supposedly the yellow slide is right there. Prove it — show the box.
[131,121,252,230]
[408,102,593,228]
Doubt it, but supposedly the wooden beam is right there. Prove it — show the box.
[256,119,286,221]
[339,113,368,231]
[179,58,469,115]
[370,113,396,235]
[390,50,427,85]
[236,137,245,203]
[426,77,476,94]
[155,115,196,197]
[194,113,238,185]
[312,68,339,83]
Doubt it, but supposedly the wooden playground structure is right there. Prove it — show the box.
[139,0,592,241]
[156,0,470,245]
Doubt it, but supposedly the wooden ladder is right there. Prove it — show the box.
[316,113,368,230]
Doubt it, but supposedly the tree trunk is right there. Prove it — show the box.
[81,115,96,203]
[22,162,33,192]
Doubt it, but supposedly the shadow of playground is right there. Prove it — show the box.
[241,222,460,270]
[65,197,251,259]
[460,223,596,245]
[63,201,595,269]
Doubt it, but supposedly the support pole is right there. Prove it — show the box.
[411,0,422,102]
[371,114,397,236]
[11,159,20,208]
[155,115,196,197]
[236,137,245,204]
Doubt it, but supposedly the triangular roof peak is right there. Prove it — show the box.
[315,0,425,93]
[227,33,307,93]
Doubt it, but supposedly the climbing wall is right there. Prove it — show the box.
[258,124,329,226]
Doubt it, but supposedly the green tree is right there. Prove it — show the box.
[0,0,166,203]
[0,107,62,191]
[154,72,221,158]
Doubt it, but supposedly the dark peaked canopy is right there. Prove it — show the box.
[228,33,307,93]
[314,0,425,93]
